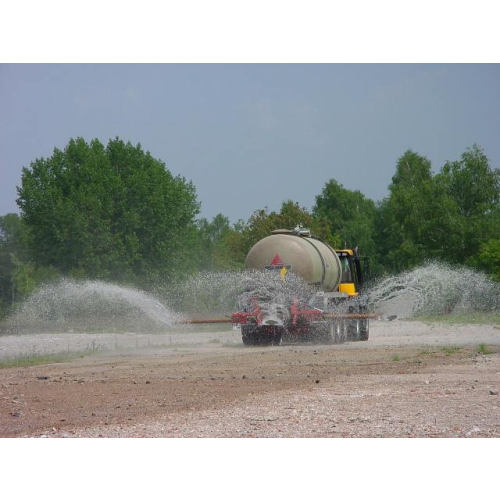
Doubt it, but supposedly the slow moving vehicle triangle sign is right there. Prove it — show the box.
[270,253,284,266]
[265,253,292,271]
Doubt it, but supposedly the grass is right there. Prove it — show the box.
[412,312,500,325]
[391,354,400,362]
[0,349,96,369]
[417,349,439,359]
[477,343,494,355]
[440,346,461,356]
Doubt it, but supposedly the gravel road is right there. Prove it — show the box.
[1,320,499,437]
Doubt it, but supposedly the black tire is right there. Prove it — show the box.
[242,325,257,346]
[310,322,331,345]
[359,320,369,341]
[347,319,361,341]
[242,325,280,346]
[331,320,347,344]
[272,328,283,346]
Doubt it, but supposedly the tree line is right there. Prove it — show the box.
[1,137,499,316]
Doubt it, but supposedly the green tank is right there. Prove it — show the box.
[245,229,342,292]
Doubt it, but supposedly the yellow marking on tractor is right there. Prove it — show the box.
[339,282,357,296]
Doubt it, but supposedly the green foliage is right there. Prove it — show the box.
[0,349,95,369]
[2,140,500,315]
[377,151,434,271]
[475,239,500,280]
[242,201,330,249]
[11,257,60,299]
[17,137,200,281]
[477,344,493,355]
[212,228,247,271]
[0,213,31,313]
[440,346,461,356]
[197,214,232,270]
[412,312,500,325]
[313,179,378,270]
[434,145,500,265]
[376,146,500,274]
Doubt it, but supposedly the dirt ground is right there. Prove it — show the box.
[1,320,500,437]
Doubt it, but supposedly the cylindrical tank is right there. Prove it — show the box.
[245,230,342,292]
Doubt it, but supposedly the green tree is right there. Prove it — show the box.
[240,200,331,255]
[212,226,247,271]
[10,258,60,301]
[313,179,378,269]
[378,146,500,273]
[432,145,500,265]
[475,239,500,281]
[0,214,26,311]
[377,150,434,271]
[197,213,232,270]
[17,137,200,282]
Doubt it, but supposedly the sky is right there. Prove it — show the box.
[1,64,499,223]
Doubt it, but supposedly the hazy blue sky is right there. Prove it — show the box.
[1,64,499,222]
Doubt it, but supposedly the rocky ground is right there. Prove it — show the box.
[1,320,499,437]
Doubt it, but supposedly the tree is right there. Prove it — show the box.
[240,200,331,254]
[432,145,500,265]
[377,150,434,271]
[0,214,62,313]
[0,214,25,311]
[475,239,500,281]
[313,179,378,269]
[197,214,232,270]
[17,137,200,281]
[378,146,500,272]
[212,226,247,271]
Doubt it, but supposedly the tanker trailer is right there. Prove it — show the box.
[231,227,373,346]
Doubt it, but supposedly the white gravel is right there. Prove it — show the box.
[2,319,500,360]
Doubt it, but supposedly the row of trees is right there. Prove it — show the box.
[1,137,499,316]
[199,145,500,279]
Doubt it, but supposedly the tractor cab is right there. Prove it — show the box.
[336,249,369,297]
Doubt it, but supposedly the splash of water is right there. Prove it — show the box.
[368,262,500,319]
[4,271,313,334]
[7,262,496,335]
[7,279,180,333]
[160,269,315,318]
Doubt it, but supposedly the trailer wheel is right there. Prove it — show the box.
[347,320,361,341]
[331,320,347,344]
[242,325,260,346]
[272,328,283,346]
[359,320,369,341]
[310,323,331,345]
[242,325,281,346]
[256,334,274,346]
